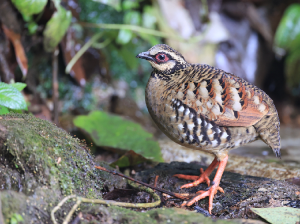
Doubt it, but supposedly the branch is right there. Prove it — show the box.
[51,170,163,224]
[95,165,189,200]
[79,22,184,41]
[65,33,103,74]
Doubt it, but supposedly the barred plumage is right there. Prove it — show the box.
[137,44,281,214]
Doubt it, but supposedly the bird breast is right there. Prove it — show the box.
[145,73,233,153]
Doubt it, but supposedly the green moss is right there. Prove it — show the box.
[0,113,103,199]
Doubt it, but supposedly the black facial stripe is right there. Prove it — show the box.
[154,63,189,77]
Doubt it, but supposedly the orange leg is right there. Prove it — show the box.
[181,155,228,214]
[174,157,219,188]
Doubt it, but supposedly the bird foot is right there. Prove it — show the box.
[174,167,211,188]
[181,184,224,214]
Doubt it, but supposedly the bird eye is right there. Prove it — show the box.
[155,53,169,62]
[158,54,165,60]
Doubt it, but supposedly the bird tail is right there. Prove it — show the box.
[254,112,281,158]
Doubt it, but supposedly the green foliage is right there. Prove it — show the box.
[73,111,163,162]
[0,105,9,115]
[116,29,133,45]
[43,5,72,52]
[275,4,300,49]
[10,213,24,224]
[10,83,27,92]
[118,45,139,70]
[93,0,121,11]
[11,0,47,35]
[116,0,159,46]
[27,21,38,35]
[60,82,96,113]
[0,82,27,115]
[79,0,123,24]
[11,0,47,17]
[251,207,300,224]
[77,0,159,94]
[274,4,300,88]
[122,0,139,10]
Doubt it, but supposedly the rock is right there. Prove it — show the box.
[0,113,126,223]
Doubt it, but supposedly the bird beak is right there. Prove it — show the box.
[136,51,155,62]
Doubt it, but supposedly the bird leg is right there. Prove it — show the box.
[180,155,228,214]
[173,157,219,188]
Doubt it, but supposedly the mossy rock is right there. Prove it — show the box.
[0,113,126,223]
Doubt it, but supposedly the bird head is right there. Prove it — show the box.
[136,44,189,75]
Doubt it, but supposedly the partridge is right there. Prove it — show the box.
[137,44,281,214]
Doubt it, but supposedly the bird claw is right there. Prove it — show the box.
[196,186,224,195]
[175,156,227,214]
[181,201,187,207]
[184,184,224,214]
[174,168,211,189]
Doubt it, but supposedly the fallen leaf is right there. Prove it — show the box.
[251,207,300,224]
[2,25,28,77]
[73,111,163,162]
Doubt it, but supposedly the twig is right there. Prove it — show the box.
[52,47,59,125]
[79,22,205,44]
[79,22,183,41]
[63,197,82,224]
[51,173,163,224]
[65,33,104,74]
[154,175,159,188]
[80,194,161,208]
[51,195,77,224]
[92,38,112,49]
[95,165,189,200]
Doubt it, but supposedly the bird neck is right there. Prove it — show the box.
[151,63,191,81]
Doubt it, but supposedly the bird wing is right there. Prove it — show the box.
[173,72,270,127]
